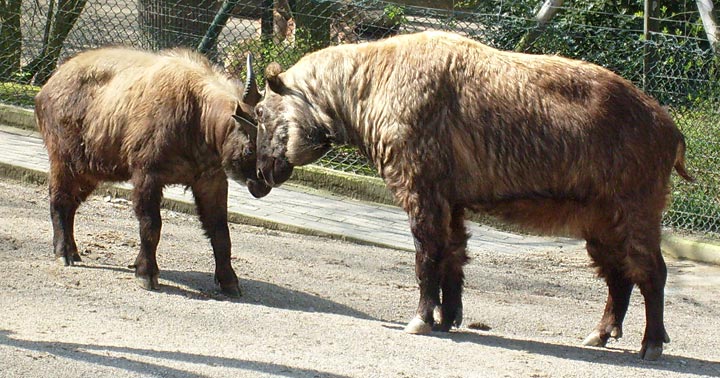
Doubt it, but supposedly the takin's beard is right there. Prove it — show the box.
[285,122,333,166]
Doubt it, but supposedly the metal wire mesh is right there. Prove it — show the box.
[0,0,717,237]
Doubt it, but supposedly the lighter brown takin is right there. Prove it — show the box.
[252,30,694,360]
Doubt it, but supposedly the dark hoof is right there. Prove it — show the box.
[432,305,463,331]
[453,305,463,328]
[220,283,242,298]
[72,253,82,262]
[639,343,663,361]
[215,273,242,298]
[639,331,669,361]
[135,275,160,291]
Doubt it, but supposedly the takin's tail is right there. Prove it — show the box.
[674,135,695,182]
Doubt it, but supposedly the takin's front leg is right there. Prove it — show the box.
[436,206,470,331]
[130,173,163,291]
[191,173,241,297]
[404,195,454,334]
[49,165,97,266]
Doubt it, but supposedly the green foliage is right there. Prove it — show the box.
[450,0,534,15]
[667,108,720,235]
[383,4,407,25]
[226,29,321,83]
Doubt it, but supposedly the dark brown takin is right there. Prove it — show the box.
[252,31,694,360]
[35,47,268,297]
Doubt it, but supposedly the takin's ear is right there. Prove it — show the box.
[265,62,285,93]
[232,106,257,137]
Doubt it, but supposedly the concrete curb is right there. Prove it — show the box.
[1,106,719,265]
[661,233,720,266]
[0,160,407,252]
[0,104,35,131]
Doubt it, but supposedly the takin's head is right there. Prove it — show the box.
[254,62,333,187]
[224,55,272,198]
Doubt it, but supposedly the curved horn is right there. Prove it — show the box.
[242,53,261,106]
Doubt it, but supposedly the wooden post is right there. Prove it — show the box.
[697,0,719,53]
[294,0,339,47]
[643,0,660,92]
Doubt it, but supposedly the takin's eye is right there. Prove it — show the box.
[243,146,255,158]
[255,106,264,120]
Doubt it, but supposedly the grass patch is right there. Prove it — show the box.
[0,82,39,108]
[317,146,378,177]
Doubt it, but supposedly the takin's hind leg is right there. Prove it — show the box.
[626,200,671,360]
[583,238,634,347]
[584,202,671,360]
[631,241,671,360]
[435,205,470,331]
[49,166,97,266]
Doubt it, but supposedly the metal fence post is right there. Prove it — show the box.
[643,0,660,92]
[198,0,241,57]
[261,0,274,40]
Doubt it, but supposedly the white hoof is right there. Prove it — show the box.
[57,256,72,267]
[404,316,432,334]
[582,330,606,347]
[433,306,443,325]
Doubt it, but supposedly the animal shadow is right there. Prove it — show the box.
[83,264,377,321]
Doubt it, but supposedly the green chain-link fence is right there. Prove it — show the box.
[0,0,718,237]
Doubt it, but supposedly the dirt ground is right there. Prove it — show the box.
[0,177,719,378]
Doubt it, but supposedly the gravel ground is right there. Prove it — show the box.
[0,178,719,377]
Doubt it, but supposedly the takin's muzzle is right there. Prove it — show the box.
[257,155,293,188]
[247,178,272,198]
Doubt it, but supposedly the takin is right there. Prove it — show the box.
[35,47,269,297]
[252,31,694,360]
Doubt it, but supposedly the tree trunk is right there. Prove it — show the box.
[261,0,274,40]
[21,0,88,85]
[697,0,719,53]
[0,0,23,81]
[294,0,338,48]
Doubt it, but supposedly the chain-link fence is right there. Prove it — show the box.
[0,0,718,237]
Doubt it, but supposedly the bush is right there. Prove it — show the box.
[224,29,321,83]
[666,107,720,235]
